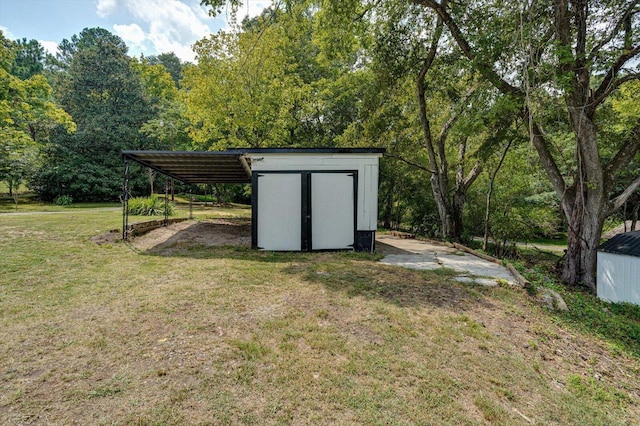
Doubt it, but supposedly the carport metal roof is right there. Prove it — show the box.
[122,150,252,184]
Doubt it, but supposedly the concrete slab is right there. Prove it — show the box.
[376,236,459,255]
[377,236,516,285]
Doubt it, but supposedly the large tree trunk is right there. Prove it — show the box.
[416,3,462,242]
[562,114,606,292]
[430,177,454,240]
[563,205,605,291]
[559,70,608,291]
[451,190,465,241]
[427,158,479,242]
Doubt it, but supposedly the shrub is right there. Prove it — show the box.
[54,195,73,206]
[127,195,174,216]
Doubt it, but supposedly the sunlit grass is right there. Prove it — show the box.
[0,206,638,424]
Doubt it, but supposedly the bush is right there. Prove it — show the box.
[54,195,73,206]
[127,195,174,216]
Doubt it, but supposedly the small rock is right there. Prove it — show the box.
[540,288,569,311]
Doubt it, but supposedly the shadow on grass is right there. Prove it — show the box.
[134,221,495,310]
[281,258,491,310]
[142,240,488,310]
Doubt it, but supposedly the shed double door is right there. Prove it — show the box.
[256,172,356,251]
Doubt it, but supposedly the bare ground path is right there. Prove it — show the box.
[473,236,567,254]
[130,218,251,253]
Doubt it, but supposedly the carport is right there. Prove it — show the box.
[121,150,252,241]
[122,148,384,252]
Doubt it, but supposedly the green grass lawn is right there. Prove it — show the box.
[0,192,121,213]
[525,236,569,246]
[1,207,638,424]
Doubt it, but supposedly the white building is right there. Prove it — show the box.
[122,148,385,252]
[597,231,640,306]
[245,149,383,252]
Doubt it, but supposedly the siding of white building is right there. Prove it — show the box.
[246,150,383,252]
[597,252,640,305]
[247,152,381,231]
[597,231,640,306]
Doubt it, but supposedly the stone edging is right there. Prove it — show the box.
[126,217,188,237]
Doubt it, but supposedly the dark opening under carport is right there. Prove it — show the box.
[121,150,253,240]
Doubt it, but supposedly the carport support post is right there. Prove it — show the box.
[122,157,129,240]
[164,178,169,227]
[189,186,193,220]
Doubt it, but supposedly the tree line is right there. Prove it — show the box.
[1,0,639,291]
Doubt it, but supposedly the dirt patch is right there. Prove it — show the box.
[90,229,121,245]
[129,218,251,253]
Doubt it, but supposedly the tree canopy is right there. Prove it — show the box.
[32,28,153,201]
[407,0,640,289]
[0,31,75,196]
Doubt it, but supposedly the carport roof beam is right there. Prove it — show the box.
[121,150,253,184]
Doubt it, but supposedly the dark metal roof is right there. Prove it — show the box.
[122,148,385,184]
[237,147,386,154]
[598,230,640,257]
[122,150,252,184]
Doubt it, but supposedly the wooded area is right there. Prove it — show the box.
[1,0,638,291]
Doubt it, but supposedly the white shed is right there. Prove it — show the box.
[597,231,640,306]
[245,148,384,252]
[121,147,385,252]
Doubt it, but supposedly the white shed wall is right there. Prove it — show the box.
[247,153,381,230]
[256,173,302,250]
[311,173,355,250]
[597,251,640,306]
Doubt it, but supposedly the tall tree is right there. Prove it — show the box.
[327,0,518,241]
[186,4,334,149]
[134,56,191,196]
[34,28,151,201]
[195,1,377,148]
[148,52,184,87]
[412,0,640,290]
[11,38,45,80]
[407,5,484,242]
[183,29,293,148]
[0,31,75,196]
